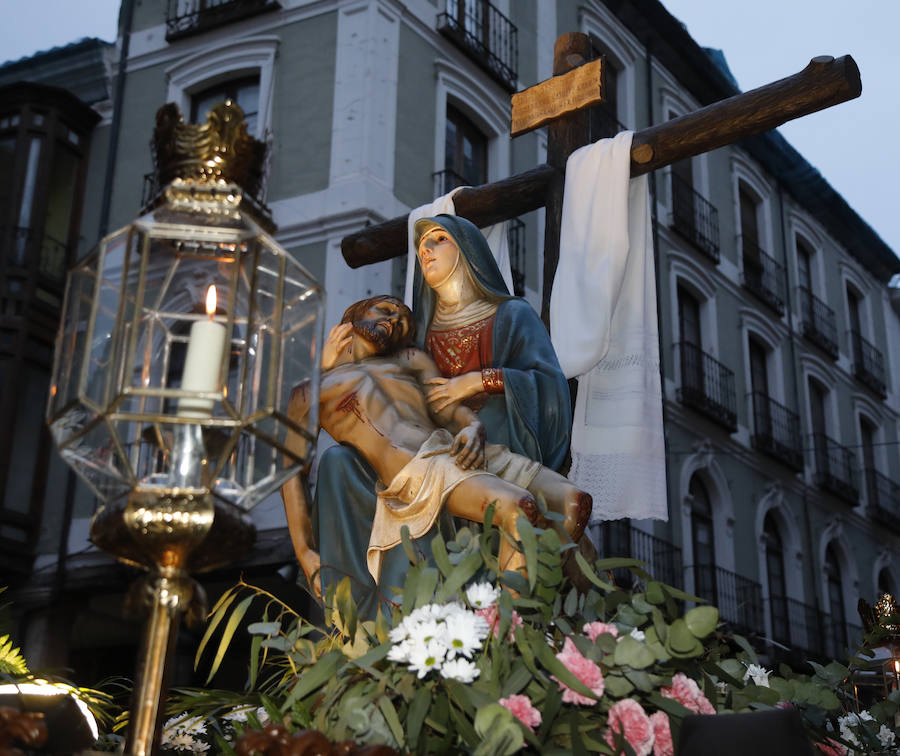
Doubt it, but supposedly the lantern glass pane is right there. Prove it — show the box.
[48,202,324,511]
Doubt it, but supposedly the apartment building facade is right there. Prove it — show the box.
[2,0,898,680]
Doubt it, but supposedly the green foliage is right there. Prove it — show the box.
[178,524,898,754]
[0,633,28,675]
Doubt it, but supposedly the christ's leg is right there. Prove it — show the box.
[527,468,592,544]
[446,475,539,573]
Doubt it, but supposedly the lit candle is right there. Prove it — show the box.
[178,284,227,418]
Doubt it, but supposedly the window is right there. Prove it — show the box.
[878,568,896,599]
[191,75,260,134]
[764,513,789,643]
[678,284,703,392]
[690,474,716,602]
[860,416,877,505]
[440,105,487,193]
[749,336,770,437]
[797,237,814,294]
[825,544,847,650]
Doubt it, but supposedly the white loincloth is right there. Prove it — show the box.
[366,429,541,581]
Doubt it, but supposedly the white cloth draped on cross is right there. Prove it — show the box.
[550,131,668,523]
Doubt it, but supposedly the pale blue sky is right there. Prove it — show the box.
[3,0,898,258]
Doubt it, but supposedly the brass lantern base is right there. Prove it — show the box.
[90,491,256,755]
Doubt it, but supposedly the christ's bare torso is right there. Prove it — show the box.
[319,350,441,485]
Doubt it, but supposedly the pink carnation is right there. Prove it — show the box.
[583,621,619,642]
[604,699,654,756]
[498,694,542,732]
[814,740,848,756]
[648,711,673,756]
[476,605,523,641]
[660,672,715,715]
[552,637,605,705]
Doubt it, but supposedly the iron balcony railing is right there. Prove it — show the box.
[692,564,763,635]
[796,286,838,359]
[848,330,886,397]
[438,0,518,91]
[810,432,858,504]
[166,0,281,41]
[670,173,720,263]
[748,392,803,471]
[433,168,473,196]
[507,218,525,296]
[866,468,900,533]
[594,520,683,590]
[770,597,864,659]
[741,239,784,314]
[676,341,737,431]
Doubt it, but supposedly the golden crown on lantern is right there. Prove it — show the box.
[150,100,268,202]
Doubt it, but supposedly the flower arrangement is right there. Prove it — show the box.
[168,512,900,755]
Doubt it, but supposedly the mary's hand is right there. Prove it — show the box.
[450,421,485,469]
[321,322,353,370]
[424,372,482,413]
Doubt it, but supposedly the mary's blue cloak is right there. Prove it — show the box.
[312,214,571,616]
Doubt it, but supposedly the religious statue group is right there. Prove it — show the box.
[282,215,592,616]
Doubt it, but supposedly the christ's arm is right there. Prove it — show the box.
[281,379,322,596]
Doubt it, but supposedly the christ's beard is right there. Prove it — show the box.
[352,320,392,353]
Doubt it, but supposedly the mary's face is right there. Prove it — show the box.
[417,227,460,288]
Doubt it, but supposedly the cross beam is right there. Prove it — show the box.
[341,53,860,269]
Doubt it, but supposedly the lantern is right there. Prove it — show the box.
[46,101,323,754]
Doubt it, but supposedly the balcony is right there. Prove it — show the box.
[437,0,518,91]
[166,0,281,42]
[594,520,683,589]
[796,287,838,359]
[771,597,863,660]
[693,564,763,635]
[676,342,737,432]
[811,432,858,504]
[866,468,900,533]
[670,173,720,263]
[848,330,886,397]
[507,218,525,296]
[749,392,803,471]
[741,240,784,314]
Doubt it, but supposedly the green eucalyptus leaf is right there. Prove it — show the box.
[283,650,344,709]
[564,586,579,617]
[613,635,655,669]
[534,637,598,702]
[431,533,453,576]
[624,669,654,692]
[401,525,418,564]
[684,605,719,638]
[617,604,646,626]
[376,695,405,748]
[604,673,635,698]
[415,567,439,608]
[249,632,262,690]
[646,581,666,604]
[247,621,281,636]
[407,686,432,750]
[666,619,702,656]
[731,633,759,664]
[336,578,358,640]
[651,608,667,642]
[574,551,616,592]
[717,658,747,686]
[660,583,705,603]
[435,551,483,604]
[518,516,539,591]
[473,703,523,756]
[632,595,653,614]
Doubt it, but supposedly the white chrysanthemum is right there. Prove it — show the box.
[388,639,413,663]
[178,714,207,736]
[166,732,197,751]
[408,640,447,679]
[629,628,646,642]
[838,712,859,728]
[223,706,251,723]
[877,723,896,747]
[255,706,270,724]
[466,582,499,609]
[440,657,480,683]
[742,663,771,687]
[838,723,861,748]
[193,739,211,754]
[444,611,488,659]
[858,710,873,722]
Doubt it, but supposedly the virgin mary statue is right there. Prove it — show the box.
[312,215,572,615]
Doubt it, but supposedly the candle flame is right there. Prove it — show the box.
[206,285,217,318]
[894,660,899,674]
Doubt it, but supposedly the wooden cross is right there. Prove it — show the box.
[340,33,861,326]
